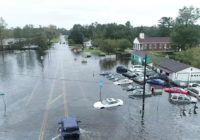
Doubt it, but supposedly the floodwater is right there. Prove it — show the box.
[0,36,200,140]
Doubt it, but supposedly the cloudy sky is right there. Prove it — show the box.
[1,0,200,29]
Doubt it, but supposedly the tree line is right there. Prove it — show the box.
[68,6,200,53]
[0,18,68,51]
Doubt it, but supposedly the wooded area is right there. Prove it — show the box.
[68,6,200,53]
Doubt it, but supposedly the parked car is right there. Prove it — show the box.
[112,75,126,82]
[188,83,200,88]
[116,65,128,73]
[133,76,146,84]
[93,98,123,109]
[58,117,80,139]
[148,74,169,81]
[128,89,152,98]
[99,72,110,76]
[81,59,87,63]
[129,65,144,72]
[164,87,189,95]
[187,87,200,98]
[107,73,119,80]
[124,85,142,91]
[146,79,166,86]
[122,71,137,79]
[113,79,133,85]
[169,93,197,104]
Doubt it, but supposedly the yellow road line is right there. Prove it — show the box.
[62,61,68,117]
[38,63,59,140]
[63,84,68,117]
[48,94,63,106]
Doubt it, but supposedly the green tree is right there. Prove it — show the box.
[0,17,7,51]
[13,27,23,38]
[97,39,116,54]
[176,6,200,26]
[158,17,174,36]
[45,25,59,44]
[171,6,200,50]
[68,24,84,44]
[116,39,132,52]
[171,25,200,50]
[33,31,48,49]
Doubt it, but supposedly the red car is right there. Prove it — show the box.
[164,87,189,95]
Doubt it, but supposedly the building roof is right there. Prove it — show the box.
[157,58,190,73]
[138,37,171,43]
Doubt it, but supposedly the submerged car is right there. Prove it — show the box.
[112,75,126,82]
[146,79,166,86]
[99,72,110,76]
[188,83,200,88]
[113,79,133,85]
[128,89,152,98]
[93,98,123,109]
[116,65,128,73]
[124,85,142,91]
[58,117,80,139]
[122,71,137,79]
[169,93,197,104]
[164,87,189,95]
[129,65,144,72]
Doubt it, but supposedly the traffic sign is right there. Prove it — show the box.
[99,80,104,88]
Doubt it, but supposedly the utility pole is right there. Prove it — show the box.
[142,54,147,118]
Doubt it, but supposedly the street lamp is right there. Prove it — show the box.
[0,93,6,116]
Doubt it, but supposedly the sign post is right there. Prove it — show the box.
[99,80,104,102]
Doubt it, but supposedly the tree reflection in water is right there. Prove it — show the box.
[36,49,47,71]
[99,55,130,71]
[99,58,117,71]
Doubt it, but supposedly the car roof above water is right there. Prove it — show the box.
[63,117,79,130]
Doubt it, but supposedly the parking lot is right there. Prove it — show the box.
[0,38,200,140]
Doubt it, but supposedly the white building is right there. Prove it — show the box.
[83,40,92,48]
[155,58,200,83]
[133,33,171,51]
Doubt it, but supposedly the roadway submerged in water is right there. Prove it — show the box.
[0,36,199,140]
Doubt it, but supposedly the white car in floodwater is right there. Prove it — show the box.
[93,98,123,109]
[113,79,133,85]
[129,65,144,72]
[169,93,198,104]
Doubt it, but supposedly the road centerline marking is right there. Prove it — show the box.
[38,60,60,140]
[48,94,63,106]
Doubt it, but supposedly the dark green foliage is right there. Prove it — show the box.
[171,6,200,50]
[171,25,200,50]
[68,24,84,44]
[0,17,7,50]
[93,38,131,54]
[69,22,135,43]
[175,47,200,68]
[32,31,48,49]
[176,6,200,26]
[116,39,132,51]
[158,17,174,36]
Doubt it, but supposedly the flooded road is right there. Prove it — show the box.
[0,36,200,140]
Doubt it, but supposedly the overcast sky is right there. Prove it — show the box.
[1,0,200,29]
